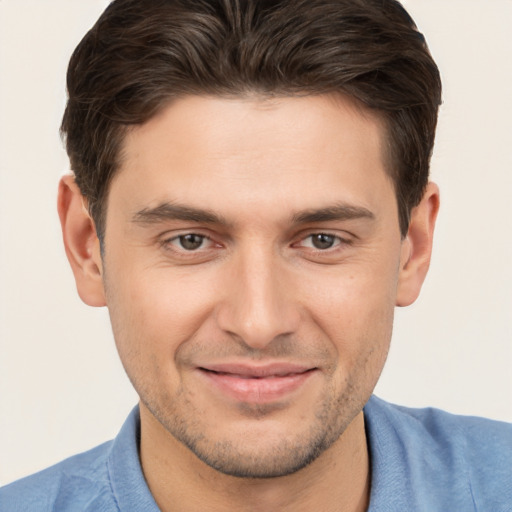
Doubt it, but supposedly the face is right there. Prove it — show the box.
[101,94,406,478]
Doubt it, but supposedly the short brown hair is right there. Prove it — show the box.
[61,0,441,239]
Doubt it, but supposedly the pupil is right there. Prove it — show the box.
[312,234,335,250]
[180,234,203,250]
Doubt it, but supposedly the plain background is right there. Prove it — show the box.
[1,0,511,486]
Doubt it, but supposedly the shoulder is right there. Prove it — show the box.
[0,406,153,512]
[0,441,118,512]
[370,395,512,460]
[365,396,512,511]
[395,399,512,506]
[369,394,512,435]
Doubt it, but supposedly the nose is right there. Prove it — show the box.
[215,245,301,350]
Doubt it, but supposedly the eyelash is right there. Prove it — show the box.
[295,233,349,251]
[161,233,217,252]
[160,231,352,255]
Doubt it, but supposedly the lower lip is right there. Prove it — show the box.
[198,369,316,403]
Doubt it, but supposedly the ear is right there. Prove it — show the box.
[396,182,440,307]
[57,174,106,307]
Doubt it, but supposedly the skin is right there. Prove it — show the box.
[58,94,439,512]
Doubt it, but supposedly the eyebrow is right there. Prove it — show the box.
[132,202,375,227]
[132,203,230,226]
[291,204,375,224]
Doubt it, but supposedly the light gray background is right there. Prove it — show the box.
[1,0,511,485]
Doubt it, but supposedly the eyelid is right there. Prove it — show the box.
[293,231,353,249]
[161,232,217,248]
[156,233,223,265]
[156,228,353,258]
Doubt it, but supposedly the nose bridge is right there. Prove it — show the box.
[216,242,299,349]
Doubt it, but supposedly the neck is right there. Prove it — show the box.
[139,404,370,512]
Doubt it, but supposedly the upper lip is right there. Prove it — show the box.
[198,362,316,378]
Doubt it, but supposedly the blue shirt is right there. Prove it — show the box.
[1,396,511,511]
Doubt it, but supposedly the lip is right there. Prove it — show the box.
[197,363,317,403]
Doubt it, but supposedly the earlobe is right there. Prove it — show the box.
[396,182,440,307]
[57,174,106,307]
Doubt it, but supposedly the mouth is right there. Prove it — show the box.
[196,363,318,403]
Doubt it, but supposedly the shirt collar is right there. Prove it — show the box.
[107,406,161,511]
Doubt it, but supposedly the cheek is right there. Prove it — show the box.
[313,283,394,403]
[301,259,398,361]
[105,266,219,357]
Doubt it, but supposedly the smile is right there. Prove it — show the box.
[197,364,318,403]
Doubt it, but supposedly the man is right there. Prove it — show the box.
[1,0,510,510]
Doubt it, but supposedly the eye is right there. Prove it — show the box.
[168,233,209,251]
[300,233,342,250]
[310,233,337,250]
[158,231,223,263]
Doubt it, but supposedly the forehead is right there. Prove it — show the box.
[111,94,394,223]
